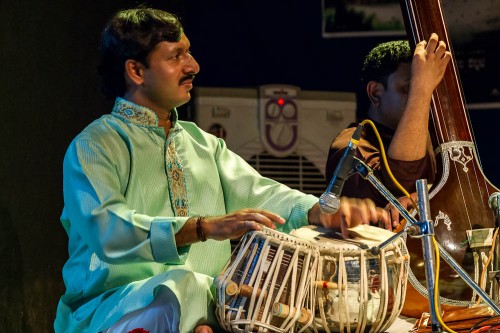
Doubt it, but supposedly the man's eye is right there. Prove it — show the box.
[169,51,181,59]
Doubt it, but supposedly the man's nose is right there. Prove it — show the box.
[186,53,200,74]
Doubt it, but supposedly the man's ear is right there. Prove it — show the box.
[124,59,145,86]
[366,81,384,107]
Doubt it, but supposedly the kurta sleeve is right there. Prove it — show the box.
[212,138,318,232]
[63,134,188,265]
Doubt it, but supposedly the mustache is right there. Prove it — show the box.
[179,74,195,84]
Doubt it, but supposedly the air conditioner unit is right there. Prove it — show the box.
[193,85,356,196]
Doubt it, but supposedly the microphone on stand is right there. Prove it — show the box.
[319,124,363,214]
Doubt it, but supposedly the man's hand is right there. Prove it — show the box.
[175,209,285,247]
[411,33,452,96]
[385,192,418,231]
[203,209,285,241]
[309,198,389,237]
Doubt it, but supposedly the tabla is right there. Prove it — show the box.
[291,225,409,333]
[214,227,320,333]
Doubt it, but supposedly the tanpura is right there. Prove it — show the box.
[398,0,499,318]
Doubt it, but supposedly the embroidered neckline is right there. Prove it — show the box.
[111,97,178,127]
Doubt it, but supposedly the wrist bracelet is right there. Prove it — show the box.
[196,216,207,242]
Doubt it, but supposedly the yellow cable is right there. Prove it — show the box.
[357,120,457,329]
[432,236,457,333]
[359,119,418,212]
[356,122,497,330]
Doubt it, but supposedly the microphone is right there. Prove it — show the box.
[488,192,500,227]
[319,124,363,214]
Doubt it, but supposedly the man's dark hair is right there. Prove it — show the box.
[98,8,184,99]
[356,40,412,120]
[361,40,412,87]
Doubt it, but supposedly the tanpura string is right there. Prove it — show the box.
[434,92,475,236]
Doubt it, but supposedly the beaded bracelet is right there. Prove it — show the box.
[196,216,207,242]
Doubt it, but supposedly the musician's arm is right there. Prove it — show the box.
[174,210,285,247]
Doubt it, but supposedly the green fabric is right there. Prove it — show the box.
[55,97,318,333]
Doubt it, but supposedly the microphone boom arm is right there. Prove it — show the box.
[351,157,500,314]
[353,157,419,228]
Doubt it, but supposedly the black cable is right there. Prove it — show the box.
[469,314,500,332]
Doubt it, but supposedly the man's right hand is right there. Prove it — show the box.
[385,192,418,231]
[411,33,451,96]
[203,209,286,241]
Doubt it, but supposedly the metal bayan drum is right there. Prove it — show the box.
[214,227,320,333]
[291,225,409,333]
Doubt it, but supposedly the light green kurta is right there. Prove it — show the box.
[54,98,318,333]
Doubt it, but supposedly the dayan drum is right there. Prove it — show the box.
[214,227,320,333]
[291,225,409,333]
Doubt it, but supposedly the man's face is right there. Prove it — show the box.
[377,62,411,130]
[139,33,200,113]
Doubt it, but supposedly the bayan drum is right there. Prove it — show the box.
[214,227,320,333]
[291,225,409,333]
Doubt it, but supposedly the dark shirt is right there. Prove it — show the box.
[325,121,436,208]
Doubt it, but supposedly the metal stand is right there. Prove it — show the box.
[415,179,441,332]
[350,157,500,322]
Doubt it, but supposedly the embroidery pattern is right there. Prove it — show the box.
[166,140,189,217]
[112,97,158,127]
[111,98,186,216]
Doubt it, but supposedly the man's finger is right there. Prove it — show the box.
[391,206,399,228]
[426,33,439,52]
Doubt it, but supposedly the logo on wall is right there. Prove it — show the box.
[259,85,300,157]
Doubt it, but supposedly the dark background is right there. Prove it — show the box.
[1,1,498,332]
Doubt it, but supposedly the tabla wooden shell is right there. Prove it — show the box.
[214,227,320,333]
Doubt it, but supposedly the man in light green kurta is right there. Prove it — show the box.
[54,8,388,333]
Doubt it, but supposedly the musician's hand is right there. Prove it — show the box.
[385,192,417,230]
[411,33,452,95]
[310,198,389,238]
[203,209,285,241]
